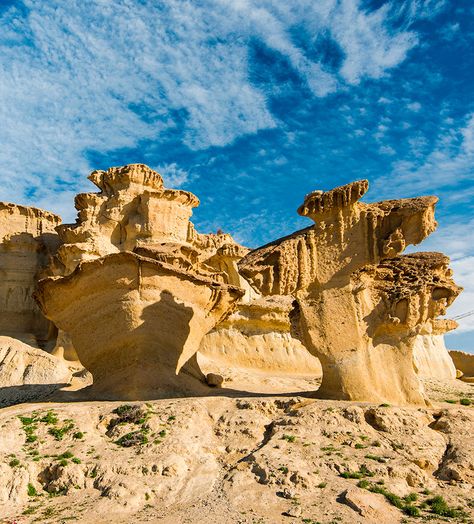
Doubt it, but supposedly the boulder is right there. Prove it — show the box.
[0,336,71,406]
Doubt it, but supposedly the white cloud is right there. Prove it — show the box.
[373,112,474,197]
[0,0,422,217]
[407,101,421,112]
[379,144,396,155]
[155,163,190,188]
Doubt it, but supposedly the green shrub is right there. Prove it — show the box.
[9,458,20,467]
[108,405,147,431]
[115,430,148,447]
[427,495,463,517]
[40,411,58,425]
[404,493,418,503]
[48,422,74,441]
[317,482,327,488]
[57,451,74,460]
[27,483,37,497]
[460,398,471,406]
[282,434,296,443]
[403,504,420,517]
[72,457,81,464]
[73,432,84,440]
[365,454,388,463]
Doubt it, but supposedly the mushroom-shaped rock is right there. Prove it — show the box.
[35,252,244,398]
[239,180,460,405]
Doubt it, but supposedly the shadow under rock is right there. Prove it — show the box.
[0,383,70,408]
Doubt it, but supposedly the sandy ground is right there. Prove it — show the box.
[0,369,473,524]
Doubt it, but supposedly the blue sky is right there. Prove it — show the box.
[1,0,473,350]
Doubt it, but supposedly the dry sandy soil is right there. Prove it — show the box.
[0,371,473,524]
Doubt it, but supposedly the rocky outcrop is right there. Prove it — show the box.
[35,165,245,398]
[449,350,474,382]
[413,319,457,380]
[0,336,71,407]
[199,295,322,376]
[0,203,61,347]
[239,180,461,405]
[36,252,243,398]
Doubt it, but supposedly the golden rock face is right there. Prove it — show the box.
[239,180,461,406]
[0,167,462,404]
[0,203,61,347]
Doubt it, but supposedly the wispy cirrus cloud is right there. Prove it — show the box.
[0,0,424,218]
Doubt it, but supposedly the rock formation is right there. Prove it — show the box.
[413,319,457,380]
[449,349,474,382]
[35,165,245,398]
[239,180,461,405]
[0,336,71,407]
[0,203,61,347]
[199,295,322,377]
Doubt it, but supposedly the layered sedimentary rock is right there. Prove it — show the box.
[413,319,457,380]
[0,203,61,347]
[449,350,474,382]
[239,180,461,405]
[35,165,244,397]
[199,295,321,376]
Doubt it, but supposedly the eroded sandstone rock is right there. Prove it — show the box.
[35,165,245,397]
[239,180,461,405]
[413,320,457,380]
[449,350,474,382]
[199,295,322,377]
[0,336,71,407]
[0,203,61,346]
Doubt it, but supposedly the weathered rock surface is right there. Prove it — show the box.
[199,295,322,376]
[449,350,474,381]
[341,487,401,522]
[0,203,61,346]
[0,336,71,407]
[239,180,461,405]
[1,397,472,523]
[36,252,243,398]
[414,320,457,380]
[35,165,245,397]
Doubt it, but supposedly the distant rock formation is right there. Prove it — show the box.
[0,336,71,407]
[239,180,461,405]
[35,165,245,398]
[413,319,457,380]
[199,295,322,376]
[0,203,61,347]
[449,349,474,382]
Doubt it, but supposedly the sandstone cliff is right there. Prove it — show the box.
[0,203,61,347]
